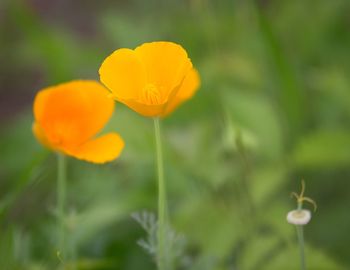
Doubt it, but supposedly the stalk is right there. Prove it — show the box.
[57,153,66,257]
[296,202,306,270]
[153,118,167,270]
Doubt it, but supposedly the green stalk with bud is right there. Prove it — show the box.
[287,180,317,270]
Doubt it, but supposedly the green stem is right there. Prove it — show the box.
[57,153,66,257]
[71,235,77,270]
[154,118,167,270]
[235,129,256,224]
[296,201,305,270]
[296,225,305,270]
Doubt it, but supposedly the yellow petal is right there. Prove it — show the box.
[64,133,124,164]
[117,78,185,117]
[134,41,193,101]
[33,80,114,148]
[121,99,167,117]
[99,48,147,100]
[162,68,200,117]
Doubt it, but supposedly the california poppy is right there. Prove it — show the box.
[33,80,124,163]
[99,41,200,117]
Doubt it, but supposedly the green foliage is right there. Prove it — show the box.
[1,0,350,269]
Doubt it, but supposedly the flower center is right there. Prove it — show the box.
[142,84,161,105]
[291,210,306,218]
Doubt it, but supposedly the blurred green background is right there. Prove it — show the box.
[1,0,350,269]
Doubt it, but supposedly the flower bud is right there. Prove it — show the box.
[286,209,311,225]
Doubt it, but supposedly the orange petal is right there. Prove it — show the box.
[162,68,200,117]
[99,48,147,100]
[33,80,114,148]
[134,41,193,101]
[64,133,124,164]
[32,122,52,149]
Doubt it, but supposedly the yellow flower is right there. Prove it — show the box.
[32,80,124,163]
[99,41,200,117]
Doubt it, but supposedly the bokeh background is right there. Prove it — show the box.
[1,0,350,269]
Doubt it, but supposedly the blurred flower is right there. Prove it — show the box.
[99,41,200,117]
[32,80,124,163]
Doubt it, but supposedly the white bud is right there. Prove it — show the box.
[286,209,311,225]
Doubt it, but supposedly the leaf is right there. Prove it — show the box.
[225,91,283,160]
[262,244,345,270]
[293,130,350,169]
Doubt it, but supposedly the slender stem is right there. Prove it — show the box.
[296,201,306,270]
[296,225,305,270]
[57,153,66,257]
[154,118,167,270]
[235,129,256,225]
[71,235,77,270]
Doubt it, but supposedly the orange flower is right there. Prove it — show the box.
[99,41,200,117]
[32,80,124,163]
